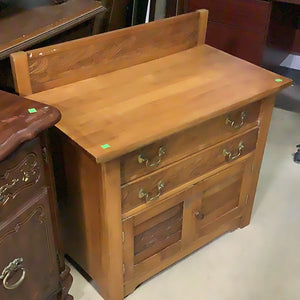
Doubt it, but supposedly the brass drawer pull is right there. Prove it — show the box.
[223,142,245,161]
[194,211,204,220]
[0,179,19,204]
[0,258,26,290]
[139,180,165,202]
[226,111,247,129]
[138,146,166,168]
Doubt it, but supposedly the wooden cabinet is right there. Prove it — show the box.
[0,91,72,300]
[10,12,292,300]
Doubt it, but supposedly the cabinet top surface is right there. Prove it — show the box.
[0,91,61,161]
[28,45,291,163]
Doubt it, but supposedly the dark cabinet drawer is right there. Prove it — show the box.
[0,137,46,220]
[0,189,59,300]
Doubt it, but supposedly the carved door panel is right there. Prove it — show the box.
[0,189,60,300]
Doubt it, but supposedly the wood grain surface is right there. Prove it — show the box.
[23,12,200,93]
[27,45,291,163]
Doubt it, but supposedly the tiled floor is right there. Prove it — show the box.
[68,108,300,300]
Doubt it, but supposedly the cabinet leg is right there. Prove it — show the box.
[240,96,275,228]
[124,282,140,298]
[59,265,73,300]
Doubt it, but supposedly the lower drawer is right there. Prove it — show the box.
[0,190,59,300]
[122,128,258,214]
[122,158,252,289]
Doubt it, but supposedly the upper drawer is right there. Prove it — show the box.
[187,0,271,33]
[121,102,260,184]
[122,128,258,214]
[0,137,46,220]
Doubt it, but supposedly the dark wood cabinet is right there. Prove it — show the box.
[184,0,300,65]
[185,0,272,65]
[0,91,72,300]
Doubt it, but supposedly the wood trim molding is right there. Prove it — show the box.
[197,9,209,45]
[10,52,33,96]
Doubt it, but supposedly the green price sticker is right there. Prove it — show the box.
[28,108,37,113]
[101,144,111,149]
[275,78,283,82]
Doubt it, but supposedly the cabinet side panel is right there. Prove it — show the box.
[59,137,105,292]
[240,96,275,227]
[99,159,124,300]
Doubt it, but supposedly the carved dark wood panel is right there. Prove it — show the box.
[0,138,46,220]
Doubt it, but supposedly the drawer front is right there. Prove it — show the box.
[0,137,46,220]
[123,160,250,284]
[0,190,59,300]
[122,128,258,213]
[121,102,260,184]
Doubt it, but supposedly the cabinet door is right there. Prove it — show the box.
[181,160,251,246]
[123,159,252,288]
[123,198,184,283]
[0,189,60,300]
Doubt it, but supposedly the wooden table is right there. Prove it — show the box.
[0,0,106,60]
[0,91,72,299]
[10,11,291,300]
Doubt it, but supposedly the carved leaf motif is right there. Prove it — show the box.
[0,153,40,207]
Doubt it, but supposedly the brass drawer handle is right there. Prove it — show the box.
[0,258,26,290]
[223,142,245,161]
[139,180,165,202]
[138,146,166,168]
[226,111,247,129]
[0,179,19,204]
